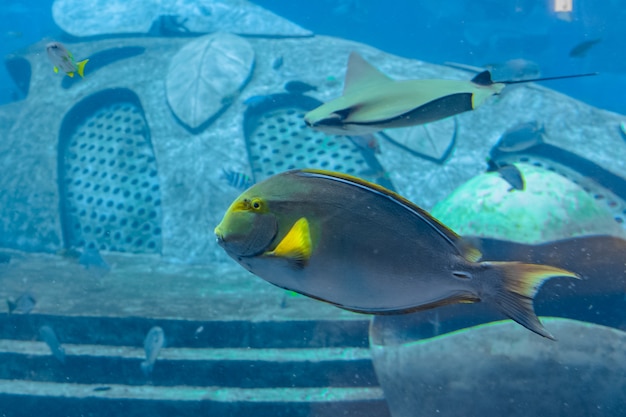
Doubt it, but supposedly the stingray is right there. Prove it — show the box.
[304,52,596,135]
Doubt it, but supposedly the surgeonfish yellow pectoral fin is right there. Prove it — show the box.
[53,66,59,74]
[76,59,89,78]
[67,72,75,78]
[266,217,312,268]
[481,262,580,340]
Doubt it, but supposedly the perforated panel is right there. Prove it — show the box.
[60,102,162,253]
[245,104,392,190]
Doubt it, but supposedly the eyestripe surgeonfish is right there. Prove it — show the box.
[304,52,596,135]
[215,169,579,339]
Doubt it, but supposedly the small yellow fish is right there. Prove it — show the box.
[46,41,89,78]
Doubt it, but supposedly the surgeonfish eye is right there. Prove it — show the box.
[251,198,262,210]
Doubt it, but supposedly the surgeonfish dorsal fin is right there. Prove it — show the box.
[471,70,495,86]
[343,52,393,95]
[267,217,312,268]
[298,169,471,257]
[458,240,482,263]
[77,59,89,78]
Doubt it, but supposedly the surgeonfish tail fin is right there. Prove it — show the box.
[481,261,580,340]
[77,59,89,78]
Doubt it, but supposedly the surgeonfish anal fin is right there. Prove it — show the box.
[343,51,393,95]
[266,217,312,268]
[77,59,89,78]
[483,262,580,340]
[471,70,494,86]
[53,66,59,74]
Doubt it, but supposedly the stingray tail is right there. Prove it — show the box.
[480,261,580,340]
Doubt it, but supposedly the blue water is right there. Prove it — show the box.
[254,0,626,115]
[2,1,625,114]
[1,1,625,416]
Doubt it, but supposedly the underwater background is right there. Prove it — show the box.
[0,0,625,416]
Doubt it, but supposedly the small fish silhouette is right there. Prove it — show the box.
[39,325,66,364]
[141,326,165,377]
[221,169,255,191]
[7,292,36,314]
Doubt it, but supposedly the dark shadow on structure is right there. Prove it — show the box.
[5,55,31,99]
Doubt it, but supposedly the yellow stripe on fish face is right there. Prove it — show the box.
[228,197,268,214]
[265,217,312,268]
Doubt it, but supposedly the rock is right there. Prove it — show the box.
[370,318,626,417]
[166,33,254,131]
[52,0,312,38]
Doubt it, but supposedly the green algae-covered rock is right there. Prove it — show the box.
[431,163,624,243]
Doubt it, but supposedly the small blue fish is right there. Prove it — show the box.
[284,80,317,95]
[487,160,525,191]
[272,56,284,70]
[221,169,255,191]
[569,38,602,58]
[39,325,66,364]
[7,292,36,314]
[495,121,545,153]
[141,326,165,377]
